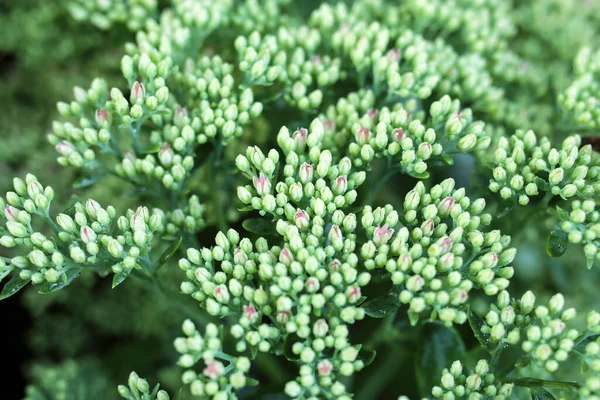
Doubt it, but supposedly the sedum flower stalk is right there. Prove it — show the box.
[3,0,600,399]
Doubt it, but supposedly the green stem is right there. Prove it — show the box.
[509,377,580,390]
[364,167,403,205]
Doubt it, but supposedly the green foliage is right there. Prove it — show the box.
[2,0,600,399]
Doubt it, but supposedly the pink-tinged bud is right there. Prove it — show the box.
[27,180,43,199]
[294,210,310,230]
[174,106,188,126]
[252,173,271,196]
[279,247,293,264]
[194,267,211,282]
[243,304,259,323]
[80,226,96,243]
[328,224,343,243]
[313,319,329,337]
[421,219,435,236]
[317,360,333,376]
[299,162,314,183]
[387,48,400,62]
[4,206,19,221]
[329,259,341,272]
[438,196,455,216]
[158,143,174,167]
[130,213,146,232]
[292,128,308,150]
[85,199,102,219]
[346,286,361,303]
[324,119,335,132]
[332,175,348,195]
[311,55,322,64]
[214,284,230,304]
[431,236,453,257]
[355,127,372,146]
[203,360,225,379]
[481,252,498,268]
[130,81,146,104]
[392,128,406,144]
[455,111,463,121]
[398,253,412,270]
[233,248,249,265]
[305,277,320,293]
[56,140,76,156]
[367,108,379,120]
[276,310,291,324]
[373,224,394,246]
[95,108,110,126]
[439,253,455,269]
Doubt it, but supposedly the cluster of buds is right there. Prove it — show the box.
[432,359,514,399]
[398,0,515,55]
[178,224,370,398]
[234,29,339,110]
[558,47,600,129]
[0,175,163,293]
[174,55,264,145]
[118,371,170,400]
[360,178,515,325]
[67,0,158,31]
[518,293,580,372]
[558,199,600,268]
[489,130,600,205]
[580,375,600,400]
[161,195,205,235]
[480,290,538,345]
[175,320,252,399]
[239,120,365,222]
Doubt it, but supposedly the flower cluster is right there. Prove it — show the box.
[118,371,170,400]
[175,320,253,400]
[558,199,600,268]
[432,359,514,400]
[360,179,515,326]
[0,174,164,294]
[68,0,158,31]
[488,130,600,205]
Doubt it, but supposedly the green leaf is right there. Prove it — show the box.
[467,308,496,354]
[73,172,106,189]
[546,225,568,258]
[112,269,132,288]
[362,294,401,318]
[154,237,183,273]
[555,206,570,221]
[242,218,277,236]
[141,142,162,154]
[0,275,29,300]
[407,170,430,179]
[38,267,83,294]
[283,334,300,361]
[358,347,377,367]
[530,388,556,400]
[515,355,533,368]
[416,321,466,398]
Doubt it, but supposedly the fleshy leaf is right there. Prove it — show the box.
[546,225,568,258]
[0,275,29,300]
[154,237,183,273]
[467,308,496,354]
[38,267,83,294]
[362,294,401,318]
[416,321,466,398]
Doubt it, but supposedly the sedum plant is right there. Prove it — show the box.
[2,0,600,399]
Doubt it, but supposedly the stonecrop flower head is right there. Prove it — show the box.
[4,0,600,399]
